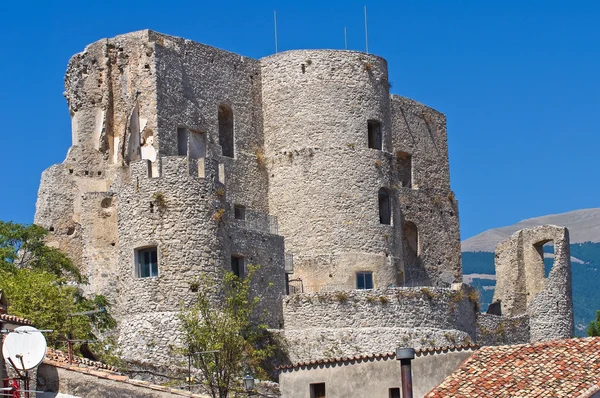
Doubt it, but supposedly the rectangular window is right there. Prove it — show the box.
[357,272,374,289]
[136,247,158,278]
[177,128,188,156]
[310,383,326,398]
[389,388,401,398]
[231,256,244,278]
[234,205,246,220]
[368,120,382,150]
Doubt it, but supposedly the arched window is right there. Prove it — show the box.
[378,188,391,225]
[218,105,234,158]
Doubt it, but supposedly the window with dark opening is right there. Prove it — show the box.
[218,105,234,158]
[396,151,412,188]
[231,256,244,278]
[136,247,158,278]
[234,205,246,220]
[357,272,374,289]
[403,221,419,268]
[379,188,392,225]
[368,120,382,150]
[310,383,326,398]
[389,388,401,398]
[177,128,188,156]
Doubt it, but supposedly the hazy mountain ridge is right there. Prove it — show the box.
[462,208,600,252]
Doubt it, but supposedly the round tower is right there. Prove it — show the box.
[261,50,404,291]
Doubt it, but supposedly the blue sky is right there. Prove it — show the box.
[0,0,598,240]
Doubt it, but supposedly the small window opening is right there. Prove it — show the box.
[231,256,244,279]
[49,226,55,232]
[368,120,382,150]
[396,151,412,188]
[234,205,246,220]
[218,105,234,158]
[403,221,419,268]
[389,388,400,398]
[356,272,374,289]
[66,226,75,236]
[177,128,189,156]
[378,188,392,225]
[310,383,326,398]
[136,247,158,278]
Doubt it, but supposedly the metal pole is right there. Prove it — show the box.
[344,26,348,50]
[274,11,279,53]
[396,348,415,398]
[364,6,369,53]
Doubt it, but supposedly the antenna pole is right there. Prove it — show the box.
[364,6,369,53]
[344,26,348,50]
[274,10,279,53]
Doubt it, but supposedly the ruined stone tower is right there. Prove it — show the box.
[35,30,464,365]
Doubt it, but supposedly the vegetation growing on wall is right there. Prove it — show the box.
[178,266,274,398]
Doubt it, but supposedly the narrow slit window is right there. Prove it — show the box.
[368,120,382,150]
[231,255,244,279]
[177,128,188,156]
[396,151,412,188]
[218,105,234,158]
[379,188,392,225]
[357,272,374,289]
[136,247,158,278]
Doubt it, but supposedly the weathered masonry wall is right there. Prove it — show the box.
[115,158,286,365]
[261,50,462,290]
[281,286,478,362]
[493,225,573,342]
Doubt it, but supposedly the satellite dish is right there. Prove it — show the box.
[2,326,47,370]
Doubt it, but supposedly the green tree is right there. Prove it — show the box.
[179,266,273,398]
[0,221,82,282]
[587,310,600,337]
[0,222,116,358]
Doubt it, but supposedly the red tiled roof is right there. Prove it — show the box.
[278,344,479,371]
[0,313,32,325]
[426,337,600,398]
[43,348,210,397]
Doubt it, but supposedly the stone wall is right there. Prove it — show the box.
[493,225,574,341]
[280,286,478,362]
[476,313,530,346]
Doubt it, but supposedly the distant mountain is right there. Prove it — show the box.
[462,208,600,252]
[462,208,600,337]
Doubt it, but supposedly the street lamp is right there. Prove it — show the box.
[243,373,255,395]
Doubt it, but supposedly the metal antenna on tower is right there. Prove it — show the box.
[364,6,369,53]
[344,26,348,50]
[274,10,279,53]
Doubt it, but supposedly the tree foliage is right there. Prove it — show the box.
[587,310,600,337]
[179,266,273,398]
[0,221,82,282]
[0,222,116,354]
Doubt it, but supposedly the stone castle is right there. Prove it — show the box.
[34,30,573,369]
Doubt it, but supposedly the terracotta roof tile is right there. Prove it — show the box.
[43,348,210,397]
[426,337,600,398]
[277,344,480,371]
[0,313,32,325]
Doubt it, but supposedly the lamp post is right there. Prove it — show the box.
[396,347,415,398]
[243,373,255,396]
